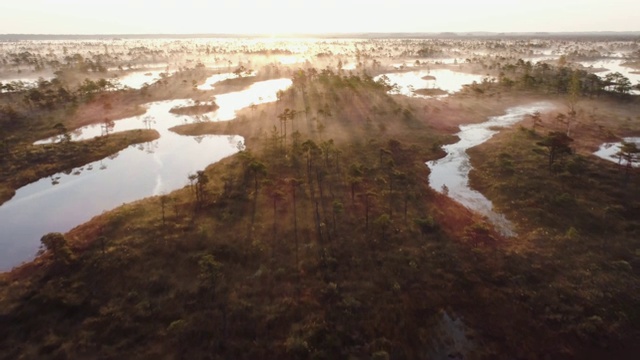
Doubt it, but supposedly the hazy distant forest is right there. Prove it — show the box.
[1,34,640,359]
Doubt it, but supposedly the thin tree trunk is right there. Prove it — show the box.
[388,175,393,218]
[273,198,277,242]
[293,186,298,271]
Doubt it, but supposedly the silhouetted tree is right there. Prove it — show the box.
[249,160,267,226]
[528,111,542,133]
[189,171,209,209]
[363,191,377,233]
[604,72,632,94]
[617,141,640,180]
[53,122,71,143]
[265,179,285,244]
[288,178,303,271]
[537,131,573,169]
[278,108,297,150]
[39,232,73,266]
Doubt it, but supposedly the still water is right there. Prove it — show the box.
[116,69,173,89]
[594,137,640,167]
[376,69,486,98]
[578,59,640,95]
[0,78,292,271]
[426,102,556,236]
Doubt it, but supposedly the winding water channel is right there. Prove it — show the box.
[2,63,633,270]
[426,102,556,236]
[0,77,292,271]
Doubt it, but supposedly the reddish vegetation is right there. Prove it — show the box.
[1,40,640,358]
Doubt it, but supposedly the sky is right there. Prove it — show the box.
[0,0,638,35]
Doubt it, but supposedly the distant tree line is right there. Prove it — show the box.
[494,59,637,96]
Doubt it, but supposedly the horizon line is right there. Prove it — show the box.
[2,31,640,39]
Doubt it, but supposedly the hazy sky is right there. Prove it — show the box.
[0,0,638,34]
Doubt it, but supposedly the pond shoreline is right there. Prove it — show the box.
[0,78,292,271]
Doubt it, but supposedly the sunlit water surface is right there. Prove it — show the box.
[426,102,556,236]
[375,69,486,98]
[197,72,252,90]
[593,137,640,167]
[0,78,292,271]
[578,58,640,95]
[0,74,55,92]
[116,70,174,89]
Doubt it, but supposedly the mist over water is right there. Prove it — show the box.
[578,58,640,95]
[116,70,171,89]
[375,69,486,98]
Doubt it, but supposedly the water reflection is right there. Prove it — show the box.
[375,69,485,98]
[593,137,640,167]
[1,78,292,271]
[426,102,555,236]
[116,70,173,89]
[578,59,640,95]
[197,72,256,90]
[0,75,54,93]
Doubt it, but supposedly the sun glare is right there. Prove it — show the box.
[1,0,638,34]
